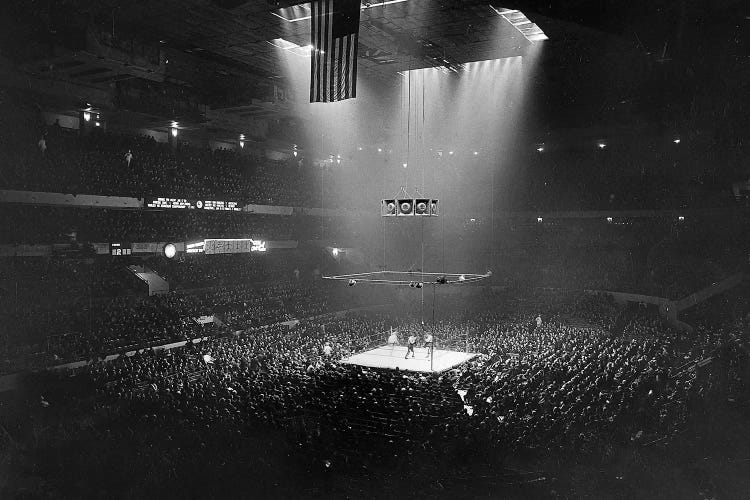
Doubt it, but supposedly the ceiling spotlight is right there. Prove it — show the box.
[377,148,382,153]
[678,216,685,221]
[473,151,478,155]
[358,147,363,151]
[607,217,613,223]
[673,138,681,144]
[348,279,356,286]
[402,162,407,168]
[537,217,543,223]
[332,247,339,257]
[537,146,544,152]
[597,143,606,149]
[293,150,298,157]
[448,151,454,155]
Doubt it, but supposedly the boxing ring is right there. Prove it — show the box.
[341,345,476,373]
[326,269,489,373]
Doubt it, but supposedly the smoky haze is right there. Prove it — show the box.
[277,44,543,306]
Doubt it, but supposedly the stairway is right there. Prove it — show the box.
[126,265,169,296]
[675,273,744,313]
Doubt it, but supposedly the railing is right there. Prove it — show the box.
[346,330,390,354]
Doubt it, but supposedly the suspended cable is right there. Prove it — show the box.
[442,201,446,274]
[420,215,425,323]
[420,69,426,324]
[406,61,411,189]
[422,68,426,194]
[382,176,387,271]
[320,131,325,273]
[490,166,495,272]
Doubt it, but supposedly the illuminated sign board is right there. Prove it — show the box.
[186,241,205,254]
[203,238,267,255]
[146,197,241,211]
[146,197,192,209]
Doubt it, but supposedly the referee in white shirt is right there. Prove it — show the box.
[387,330,399,351]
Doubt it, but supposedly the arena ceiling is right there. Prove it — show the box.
[110,0,546,83]
[79,0,750,81]
[3,0,749,134]
[6,0,656,88]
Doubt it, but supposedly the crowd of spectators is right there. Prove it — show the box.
[489,217,745,299]
[0,112,307,206]
[37,292,745,468]
[0,279,352,374]
[0,84,747,496]
[2,86,745,213]
[147,252,307,289]
[456,314,685,453]
[506,146,738,211]
[6,205,735,316]
[1,272,747,497]
[0,257,136,314]
[0,205,296,244]
[298,143,741,212]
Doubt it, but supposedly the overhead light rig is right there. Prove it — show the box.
[381,186,438,217]
[328,270,493,287]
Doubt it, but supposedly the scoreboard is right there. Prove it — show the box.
[185,239,268,254]
[145,197,241,211]
[110,243,132,256]
[203,238,267,254]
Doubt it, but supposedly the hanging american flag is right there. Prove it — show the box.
[310,0,361,102]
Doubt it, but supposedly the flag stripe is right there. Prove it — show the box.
[317,0,323,102]
[322,0,330,101]
[335,35,341,100]
[337,36,344,100]
[345,34,352,98]
[351,32,358,98]
[313,0,321,102]
[310,0,318,102]
[328,10,335,102]
[346,35,352,98]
